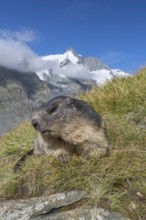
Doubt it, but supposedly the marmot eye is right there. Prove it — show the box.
[48,105,58,114]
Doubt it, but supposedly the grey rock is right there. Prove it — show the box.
[83,56,110,72]
[0,190,129,220]
[34,206,129,220]
[46,74,93,97]
[0,190,88,220]
[0,66,51,136]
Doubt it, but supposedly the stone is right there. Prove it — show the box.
[0,190,129,220]
[0,191,87,220]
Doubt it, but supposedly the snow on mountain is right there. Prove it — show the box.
[36,49,130,86]
[36,69,50,81]
[111,69,130,78]
[42,49,80,66]
[91,69,114,86]
[92,69,131,86]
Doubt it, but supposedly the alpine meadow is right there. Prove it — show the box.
[0,68,146,219]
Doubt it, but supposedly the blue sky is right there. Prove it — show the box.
[0,0,146,73]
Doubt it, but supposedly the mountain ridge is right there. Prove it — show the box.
[0,49,131,135]
[36,48,130,85]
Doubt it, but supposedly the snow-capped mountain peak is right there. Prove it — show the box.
[42,48,80,66]
[36,49,130,86]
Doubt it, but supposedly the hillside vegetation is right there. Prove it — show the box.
[0,69,146,219]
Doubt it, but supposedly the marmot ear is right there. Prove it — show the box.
[66,98,76,110]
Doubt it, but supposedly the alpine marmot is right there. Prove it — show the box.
[14,96,109,172]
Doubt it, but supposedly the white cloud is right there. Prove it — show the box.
[0,38,35,70]
[0,28,91,79]
[0,28,57,72]
[57,63,91,80]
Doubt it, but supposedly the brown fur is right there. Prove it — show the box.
[32,96,109,161]
[14,96,109,172]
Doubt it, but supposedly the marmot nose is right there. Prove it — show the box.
[31,118,39,129]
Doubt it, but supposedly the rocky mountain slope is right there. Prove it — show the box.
[0,66,51,135]
[0,49,130,135]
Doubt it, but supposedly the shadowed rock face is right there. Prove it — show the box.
[0,190,129,220]
[0,66,51,136]
[0,66,45,94]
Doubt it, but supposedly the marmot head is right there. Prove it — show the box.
[31,96,102,142]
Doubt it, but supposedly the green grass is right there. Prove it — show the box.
[0,69,146,219]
